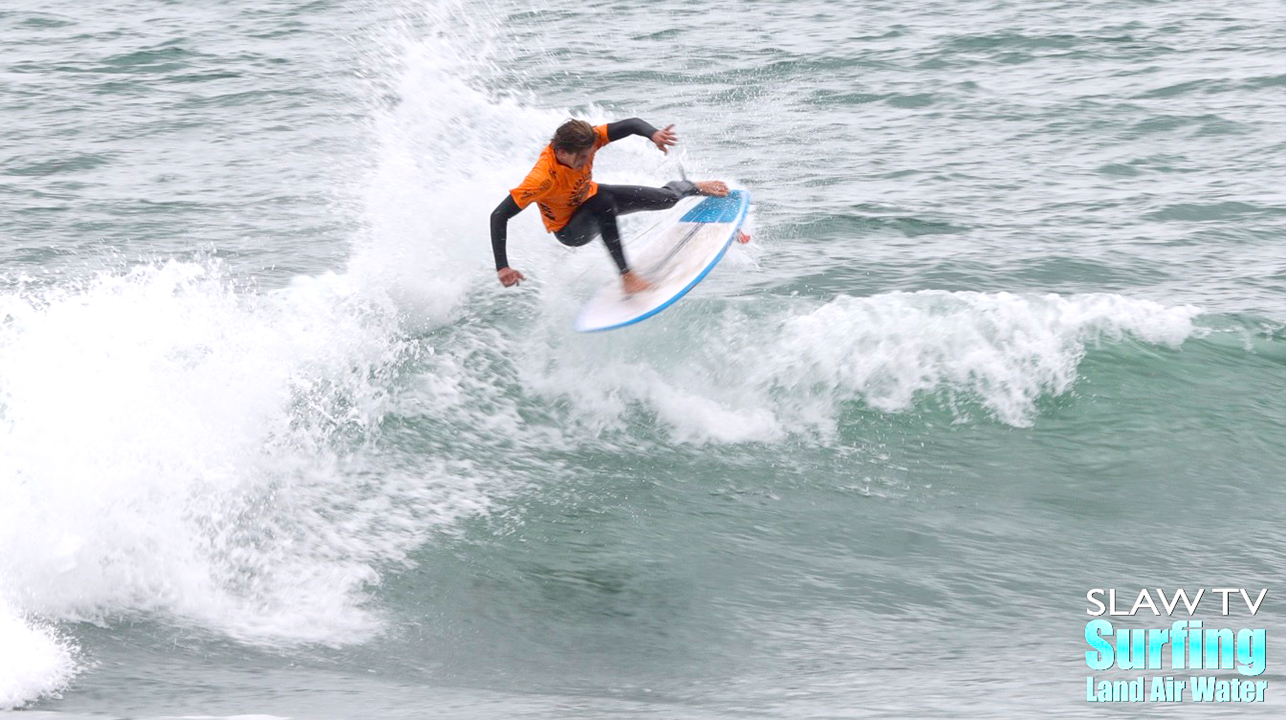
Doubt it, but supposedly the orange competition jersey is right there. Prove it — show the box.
[509,124,611,233]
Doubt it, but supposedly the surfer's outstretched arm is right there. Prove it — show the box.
[605,118,676,154]
[490,195,525,286]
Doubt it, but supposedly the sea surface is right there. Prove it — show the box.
[3,0,1285,718]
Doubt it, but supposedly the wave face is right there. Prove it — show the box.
[3,0,1286,717]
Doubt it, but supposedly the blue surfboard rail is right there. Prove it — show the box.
[577,189,750,332]
[679,191,747,224]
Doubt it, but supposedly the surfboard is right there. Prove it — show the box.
[574,189,750,333]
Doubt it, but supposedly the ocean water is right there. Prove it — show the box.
[2,0,1285,717]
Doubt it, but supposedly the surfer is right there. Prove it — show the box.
[489,118,730,294]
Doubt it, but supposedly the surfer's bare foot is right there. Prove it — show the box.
[695,180,729,197]
[622,271,653,294]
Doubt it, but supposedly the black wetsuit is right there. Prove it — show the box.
[489,118,702,275]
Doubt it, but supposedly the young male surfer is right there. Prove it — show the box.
[489,118,730,294]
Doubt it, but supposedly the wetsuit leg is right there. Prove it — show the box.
[555,190,628,273]
[597,180,700,216]
[553,181,701,274]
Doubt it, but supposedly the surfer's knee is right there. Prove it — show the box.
[583,192,617,229]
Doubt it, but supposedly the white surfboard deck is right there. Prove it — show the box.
[574,189,750,333]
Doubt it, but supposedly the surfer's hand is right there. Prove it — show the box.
[498,267,525,287]
[694,180,729,197]
[651,124,676,154]
[621,271,653,294]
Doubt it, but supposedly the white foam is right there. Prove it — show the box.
[0,261,492,668]
[759,290,1200,427]
[518,290,1202,440]
[344,0,720,329]
[0,600,77,710]
[347,4,560,325]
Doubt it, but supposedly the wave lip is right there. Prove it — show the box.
[760,290,1202,428]
[525,290,1203,444]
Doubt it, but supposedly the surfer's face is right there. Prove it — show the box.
[555,148,592,169]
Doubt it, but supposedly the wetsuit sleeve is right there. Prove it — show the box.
[605,118,659,143]
[490,195,522,270]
